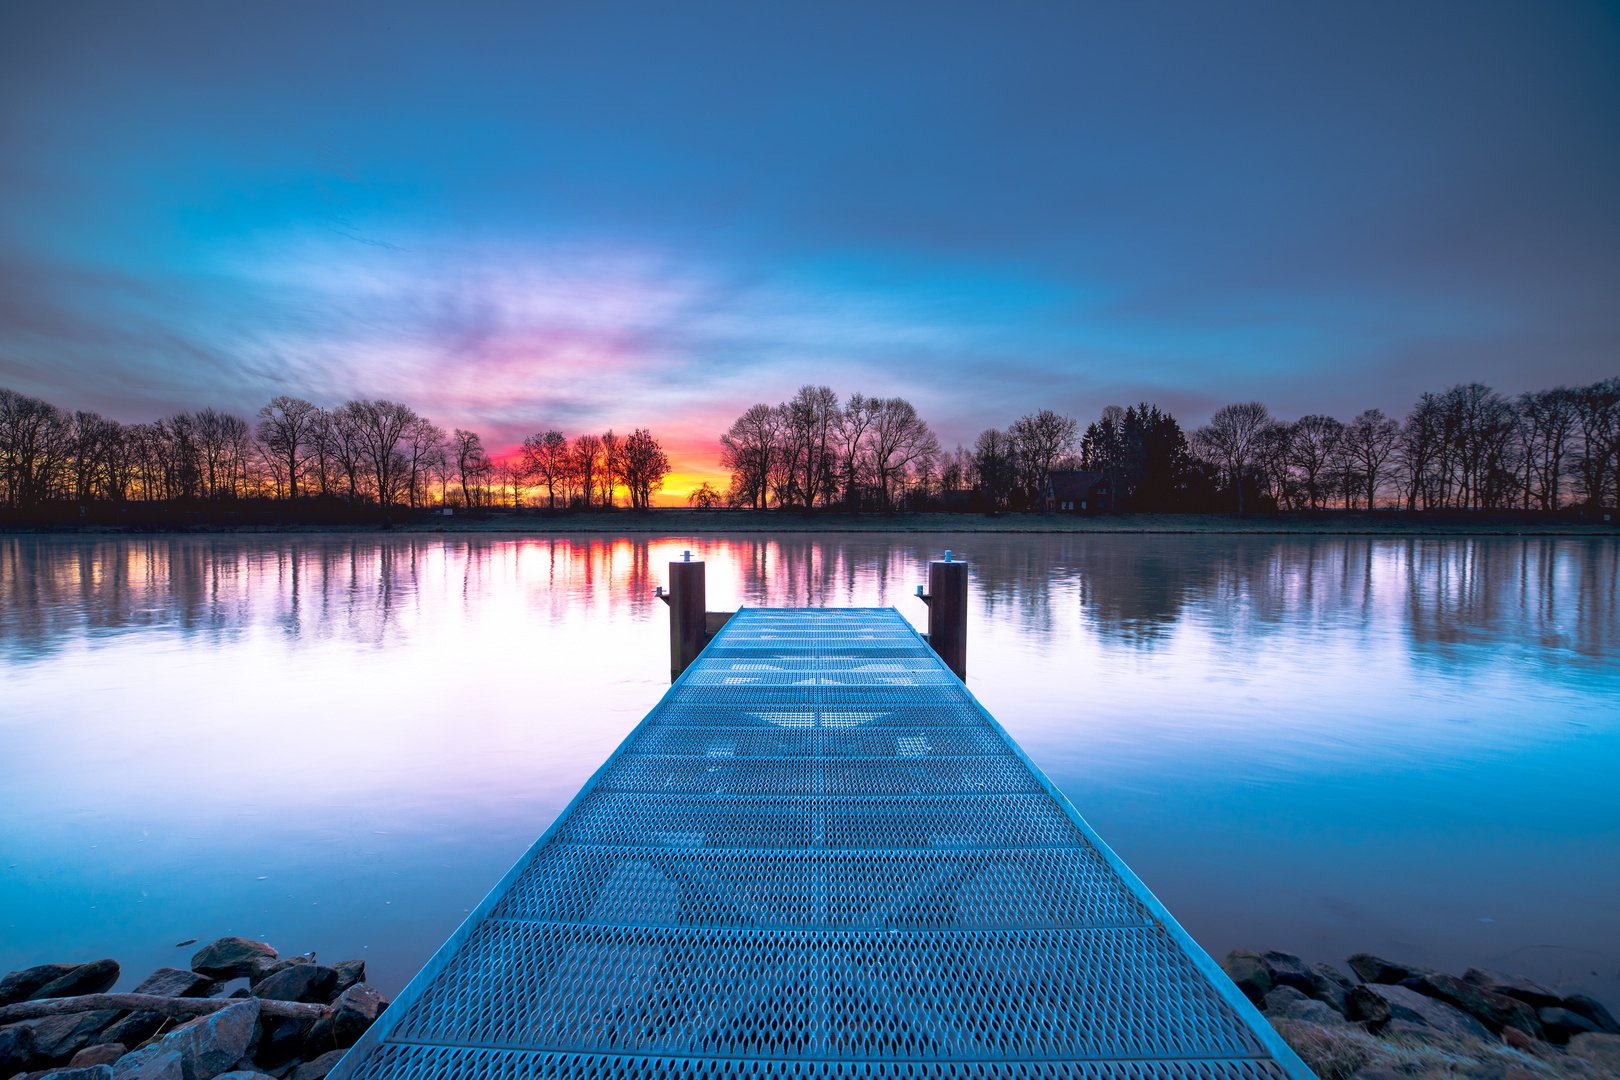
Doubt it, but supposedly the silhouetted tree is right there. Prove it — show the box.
[1192,401,1273,513]
[256,396,318,502]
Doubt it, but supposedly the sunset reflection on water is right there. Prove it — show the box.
[2,533,1616,1005]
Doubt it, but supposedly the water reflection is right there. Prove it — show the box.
[1,533,1616,1008]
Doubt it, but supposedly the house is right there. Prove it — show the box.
[1044,470,1111,513]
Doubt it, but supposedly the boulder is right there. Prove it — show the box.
[297,1015,333,1062]
[1259,952,1313,994]
[1262,986,1346,1026]
[1562,993,1620,1035]
[34,1066,114,1080]
[67,1046,125,1069]
[92,1014,166,1051]
[330,987,380,1049]
[251,1017,312,1070]
[1345,953,1435,986]
[29,962,121,1002]
[159,999,261,1080]
[110,1046,183,1080]
[0,968,81,1009]
[1,1022,40,1075]
[1568,1032,1620,1074]
[1537,1006,1600,1044]
[325,964,362,1002]
[131,970,215,999]
[31,1012,122,1063]
[1220,950,1272,1005]
[290,1051,343,1080]
[190,941,277,982]
[1461,967,1561,1009]
[252,968,335,1007]
[1411,972,1543,1038]
[1501,1024,1537,1051]
[1363,984,1490,1041]
[1307,962,1352,1014]
[1343,985,1391,1029]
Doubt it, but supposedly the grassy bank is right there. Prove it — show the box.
[6,509,1618,536]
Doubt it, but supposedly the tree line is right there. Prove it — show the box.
[0,388,671,514]
[716,377,1619,512]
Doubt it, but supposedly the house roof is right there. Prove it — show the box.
[1047,470,1107,500]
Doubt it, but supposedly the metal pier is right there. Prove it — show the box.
[331,607,1311,1080]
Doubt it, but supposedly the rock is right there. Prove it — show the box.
[1501,1025,1537,1051]
[1262,986,1346,1026]
[290,1051,343,1080]
[1412,972,1544,1038]
[1537,1006,1600,1043]
[34,1066,114,1080]
[110,1046,183,1080]
[92,1014,166,1051]
[297,1016,333,1062]
[252,968,335,1007]
[159,999,261,1080]
[29,963,121,1002]
[0,968,81,1009]
[1381,1019,1451,1046]
[1346,953,1435,986]
[1344,985,1391,1029]
[325,964,362,1002]
[1220,950,1272,1005]
[1259,951,1313,994]
[68,1046,125,1068]
[1461,967,1562,1009]
[330,986,380,1049]
[1568,1032,1620,1073]
[1307,962,1352,1014]
[132,970,215,999]
[31,1012,122,1063]
[251,1017,312,1070]
[190,941,277,982]
[1363,983,1491,1041]
[2,1022,40,1075]
[1562,993,1620,1035]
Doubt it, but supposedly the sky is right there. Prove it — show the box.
[2,0,1618,497]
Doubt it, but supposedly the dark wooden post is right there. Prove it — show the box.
[922,553,968,679]
[660,551,707,681]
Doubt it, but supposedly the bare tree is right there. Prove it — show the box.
[1191,401,1273,513]
[719,404,776,509]
[255,397,318,502]
[619,428,671,509]
[1287,414,1343,510]
[404,418,447,509]
[864,397,939,510]
[452,428,488,509]
[571,433,603,509]
[1341,409,1401,510]
[599,430,621,508]
[345,400,418,515]
[521,430,569,509]
[1009,409,1079,507]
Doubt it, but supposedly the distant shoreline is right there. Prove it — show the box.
[4,510,1618,537]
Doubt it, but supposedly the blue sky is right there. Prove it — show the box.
[2,0,1618,485]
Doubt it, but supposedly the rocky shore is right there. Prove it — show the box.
[1224,949,1620,1079]
[0,938,386,1080]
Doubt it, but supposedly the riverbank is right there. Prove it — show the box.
[1228,947,1620,1080]
[5,509,1619,536]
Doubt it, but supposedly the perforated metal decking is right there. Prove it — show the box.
[330,608,1311,1080]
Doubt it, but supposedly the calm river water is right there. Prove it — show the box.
[1,533,1617,1005]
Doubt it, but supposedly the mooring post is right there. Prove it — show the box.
[658,550,707,681]
[916,550,968,679]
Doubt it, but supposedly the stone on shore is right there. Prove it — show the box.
[1344,985,1392,1028]
[68,1045,126,1068]
[35,1066,115,1080]
[1259,951,1313,994]
[31,1011,122,1063]
[1307,962,1353,1014]
[190,940,278,982]
[290,1050,344,1080]
[1461,966,1562,1008]
[1363,983,1490,1041]
[1346,953,1436,987]
[110,1045,184,1080]
[1412,971,1543,1038]
[1262,985,1347,1025]
[158,998,262,1080]
[92,1013,166,1052]
[1220,949,1272,1005]
[251,1015,312,1071]
[1562,993,1620,1035]
[1568,1032,1620,1073]
[330,986,381,1049]
[131,969,216,999]
[0,967,81,1009]
[1536,1006,1600,1043]
[253,967,335,1006]
[1,1022,39,1075]
[30,962,121,1002]
[326,963,363,1002]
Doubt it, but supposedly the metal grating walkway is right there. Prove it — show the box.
[330,608,1310,1080]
